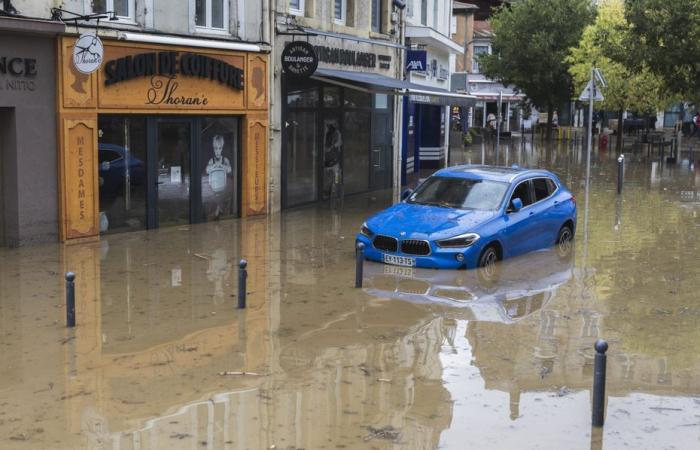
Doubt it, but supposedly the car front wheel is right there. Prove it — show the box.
[478,245,499,269]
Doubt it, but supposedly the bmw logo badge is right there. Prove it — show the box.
[400,231,406,236]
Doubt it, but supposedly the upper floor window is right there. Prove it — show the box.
[90,0,134,20]
[196,0,228,30]
[420,0,427,26]
[371,0,382,32]
[289,0,304,16]
[472,45,490,73]
[334,0,347,25]
[406,0,413,18]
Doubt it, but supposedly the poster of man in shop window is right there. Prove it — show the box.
[323,119,343,197]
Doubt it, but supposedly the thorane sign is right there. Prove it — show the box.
[104,51,244,90]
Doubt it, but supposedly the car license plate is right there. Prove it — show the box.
[382,254,416,267]
[383,264,415,277]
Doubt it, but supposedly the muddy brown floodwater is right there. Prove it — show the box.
[0,139,699,449]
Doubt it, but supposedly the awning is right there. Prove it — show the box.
[310,68,476,107]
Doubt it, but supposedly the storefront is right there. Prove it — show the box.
[278,35,399,209]
[0,17,63,246]
[57,36,268,241]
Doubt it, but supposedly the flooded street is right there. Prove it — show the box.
[1,139,699,449]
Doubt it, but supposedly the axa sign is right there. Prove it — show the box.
[406,50,427,72]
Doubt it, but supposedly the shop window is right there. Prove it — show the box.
[371,0,382,32]
[287,87,319,108]
[200,118,239,221]
[334,0,346,25]
[286,111,319,206]
[195,0,228,30]
[289,0,304,16]
[343,111,370,195]
[344,89,371,108]
[97,116,147,234]
[90,0,134,20]
[323,87,341,108]
[375,94,388,109]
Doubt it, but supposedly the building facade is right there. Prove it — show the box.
[402,0,468,183]
[271,0,404,210]
[1,0,270,244]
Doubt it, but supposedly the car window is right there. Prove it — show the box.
[533,178,551,201]
[408,177,509,210]
[510,180,533,207]
[99,150,121,163]
[545,178,557,194]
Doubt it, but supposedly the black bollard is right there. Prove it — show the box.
[237,259,247,309]
[617,154,624,194]
[355,242,365,288]
[592,339,608,427]
[65,272,76,328]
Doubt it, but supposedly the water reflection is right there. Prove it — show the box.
[0,138,698,448]
[363,246,574,324]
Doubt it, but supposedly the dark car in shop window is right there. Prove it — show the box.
[98,144,146,200]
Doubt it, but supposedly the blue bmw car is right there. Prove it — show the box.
[356,165,576,270]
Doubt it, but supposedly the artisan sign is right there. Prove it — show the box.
[281,41,318,77]
[104,51,244,90]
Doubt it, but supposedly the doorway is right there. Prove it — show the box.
[97,115,240,234]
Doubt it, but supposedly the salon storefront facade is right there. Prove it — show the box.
[57,36,269,241]
[277,34,401,209]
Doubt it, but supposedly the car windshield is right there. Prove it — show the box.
[408,176,508,210]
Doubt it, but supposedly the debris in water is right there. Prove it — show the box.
[218,371,261,376]
[363,425,401,443]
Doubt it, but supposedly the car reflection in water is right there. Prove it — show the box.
[363,241,574,324]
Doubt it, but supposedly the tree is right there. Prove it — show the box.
[568,0,667,152]
[479,0,595,139]
[624,0,700,101]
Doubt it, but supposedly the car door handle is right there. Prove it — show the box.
[529,211,534,216]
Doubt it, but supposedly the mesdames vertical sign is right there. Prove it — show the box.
[73,34,104,74]
[102,51,244,106]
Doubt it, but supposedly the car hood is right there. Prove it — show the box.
[367,203,497,239]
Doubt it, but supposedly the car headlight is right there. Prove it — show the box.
[436,232,480,248]
[360,222,374,237]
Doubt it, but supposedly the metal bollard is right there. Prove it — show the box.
[617,154,624,194]
[237,259,247,309]
[65,272,76,328]
[355,242,365,288]
[592,339,608,427]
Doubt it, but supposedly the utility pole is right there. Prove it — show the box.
[496,90,502,161]
[586,69,595,190]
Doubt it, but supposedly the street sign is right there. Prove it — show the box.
[578,80,604,102]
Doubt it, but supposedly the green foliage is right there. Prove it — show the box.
[568,0,667,113]
[479,0,595,113]
[624,0,700,101]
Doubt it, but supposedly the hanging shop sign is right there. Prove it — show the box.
[281,41,318,77]
[73,34,104,74]
[103,51,244,90]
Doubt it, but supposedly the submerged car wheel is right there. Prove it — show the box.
[556,225,574,256]
[478,245,499,271]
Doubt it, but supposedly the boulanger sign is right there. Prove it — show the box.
[73,34,104,74]
[281,41,318,77]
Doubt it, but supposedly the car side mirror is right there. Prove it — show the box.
[509,198,523,213]
[401,189,413,201]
